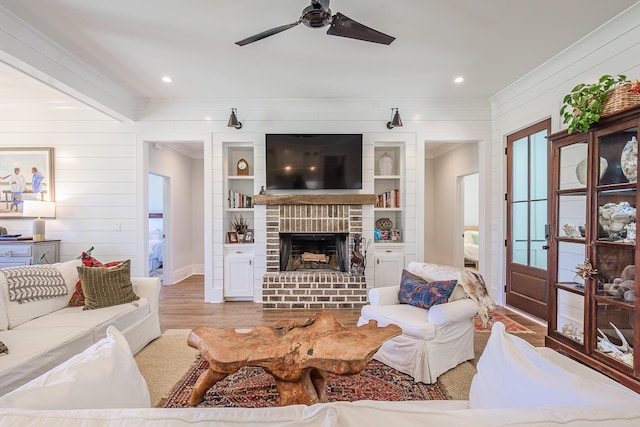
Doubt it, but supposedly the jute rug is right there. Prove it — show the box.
[135,329,477,408]
[474,311,534,334]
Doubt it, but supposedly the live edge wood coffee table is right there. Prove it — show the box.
[187,312,401,406]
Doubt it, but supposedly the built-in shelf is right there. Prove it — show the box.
[253,194,376,205]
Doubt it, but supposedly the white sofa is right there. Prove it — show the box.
[1,323,639,426]
[0,258,161,396]
[357,262,495,383]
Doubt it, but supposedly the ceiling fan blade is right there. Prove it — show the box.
[327,12,395,45]
[236,21,300,46]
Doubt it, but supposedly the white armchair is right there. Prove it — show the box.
[358,262,491,383]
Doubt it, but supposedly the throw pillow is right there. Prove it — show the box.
[0,340,7,355]
[397,269,457,309]
[68,252,122,307]
[78,259,139,310]
[0,326,150,409]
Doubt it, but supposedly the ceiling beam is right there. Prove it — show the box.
[0,6,136,121]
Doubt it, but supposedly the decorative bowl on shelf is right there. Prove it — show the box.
[575,157,607,185]
[598,201,636,241]
[375,217,393,231]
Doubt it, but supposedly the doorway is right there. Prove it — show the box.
[460,173,479,270]
[505,119,551,320]
[148,173,167,284]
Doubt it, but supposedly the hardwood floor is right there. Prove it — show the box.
[159,275,547,362]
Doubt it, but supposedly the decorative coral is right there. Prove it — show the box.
[231,215,248,235]
[628,80,640,96]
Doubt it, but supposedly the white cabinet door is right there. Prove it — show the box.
[374,250,405,288]
[224,253,254,300]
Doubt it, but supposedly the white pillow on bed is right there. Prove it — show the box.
[469,322,640,409]
[149,228,163,240]
[464,230,478,245]
[0,326,150,409]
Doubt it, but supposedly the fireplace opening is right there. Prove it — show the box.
[279,233,348,272]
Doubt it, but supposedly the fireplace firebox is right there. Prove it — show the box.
[279,233,348,272]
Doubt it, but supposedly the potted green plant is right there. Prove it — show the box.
[560,74,629,134]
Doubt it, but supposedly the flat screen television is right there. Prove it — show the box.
[265,134,363,190]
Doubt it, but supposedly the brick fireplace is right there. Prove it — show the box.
[262,203,367,309]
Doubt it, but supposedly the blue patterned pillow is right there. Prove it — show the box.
[398,269,457,309]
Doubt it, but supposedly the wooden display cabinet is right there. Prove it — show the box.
[546,105,640,392]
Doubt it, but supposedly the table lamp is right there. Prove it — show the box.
[22,200,56,242]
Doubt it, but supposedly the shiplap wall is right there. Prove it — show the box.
[489,2,640,306]
[0,125,140,266]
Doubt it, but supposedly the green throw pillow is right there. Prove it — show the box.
[78,260,139,310]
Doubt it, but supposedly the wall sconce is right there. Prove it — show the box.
[227,108,243,129]
[23,200,56,242]
[386,108,403,129]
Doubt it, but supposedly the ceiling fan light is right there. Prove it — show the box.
[227,108,243,129]
[386,108,403,129]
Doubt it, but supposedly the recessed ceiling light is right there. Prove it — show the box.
[454,76,464,84]
[162,76,173,83]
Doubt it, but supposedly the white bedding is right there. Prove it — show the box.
[149,229,163,271]
[463,230,479,262]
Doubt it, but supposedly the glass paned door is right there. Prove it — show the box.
[510,128,548,270]
[506,119,551,320]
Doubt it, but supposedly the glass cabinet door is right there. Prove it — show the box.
[592,124,637,369]
[552,141,588,346]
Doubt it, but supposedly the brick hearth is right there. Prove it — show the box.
[263,204,367,309]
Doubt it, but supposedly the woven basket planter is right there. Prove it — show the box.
[602,83,640,116]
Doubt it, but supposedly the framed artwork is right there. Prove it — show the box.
[227,231,239,244]
[243,229,254,243]
[0,147,54,218]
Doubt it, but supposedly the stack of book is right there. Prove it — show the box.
[0,234,22,241]
[228,190,254,208]
[376,189,400,208]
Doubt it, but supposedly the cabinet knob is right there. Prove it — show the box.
[386,250,392,253]
[377,259,380,265]
[249,259,252,266]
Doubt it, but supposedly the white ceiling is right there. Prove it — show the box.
[1,0,638,120]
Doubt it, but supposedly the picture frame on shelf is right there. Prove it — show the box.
[0,147,54,218]
[227,231,239,244]
[243,229,254,243]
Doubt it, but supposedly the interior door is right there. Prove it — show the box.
[506,119,551,320]
[148,173,167,284]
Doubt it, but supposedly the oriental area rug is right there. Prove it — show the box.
[162,359,450,408]
[134,329,477,408]
[474,311,534,334]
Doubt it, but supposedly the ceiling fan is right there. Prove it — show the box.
[235,0,395,46]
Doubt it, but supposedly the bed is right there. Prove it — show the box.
[464,226,479,269]
[149,228,163,272]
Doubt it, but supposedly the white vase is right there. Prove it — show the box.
[378,152,393,176]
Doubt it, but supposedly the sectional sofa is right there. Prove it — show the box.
[0,320,639,426]
[0,258,161,396]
